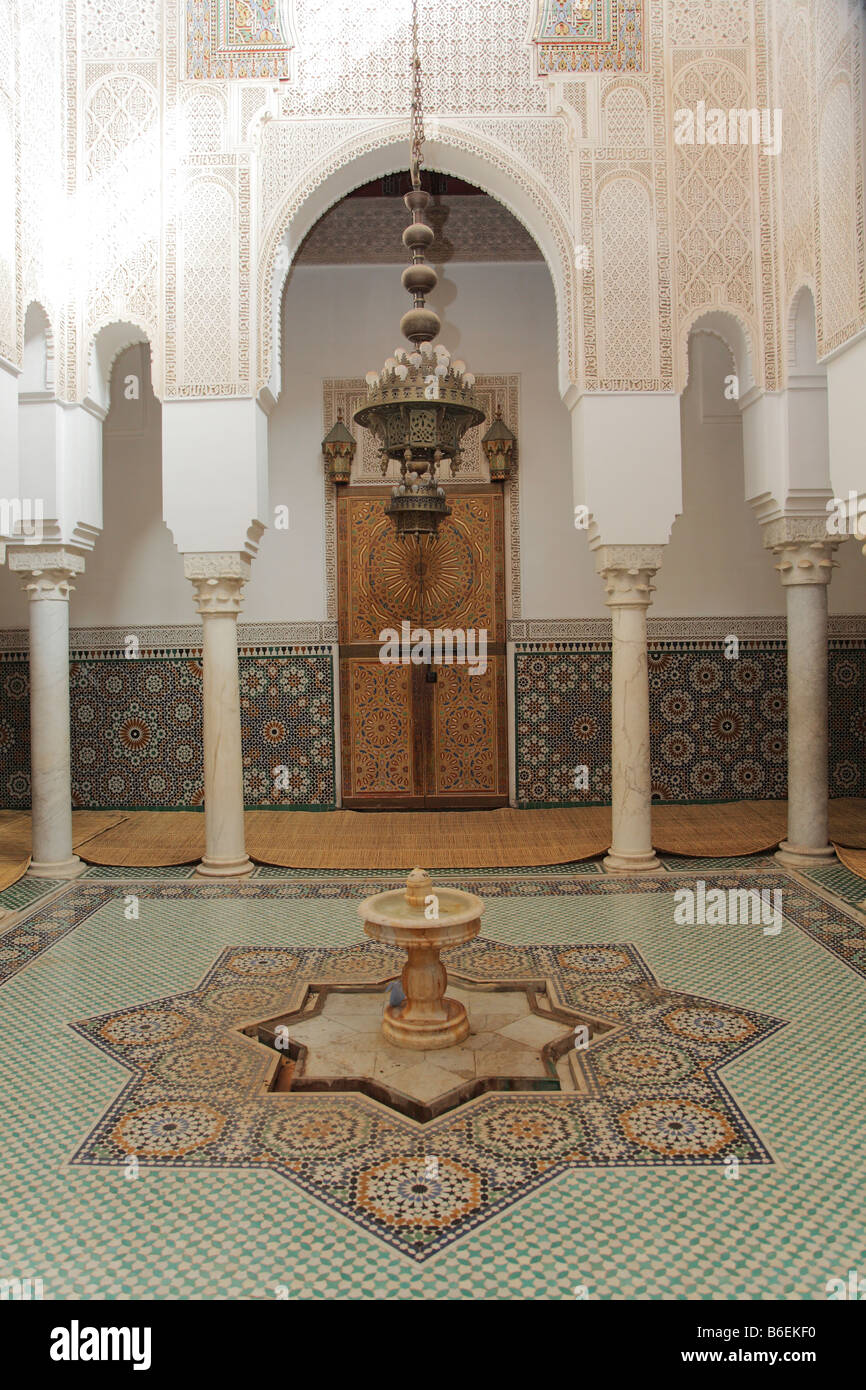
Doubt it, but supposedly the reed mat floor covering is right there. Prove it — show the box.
[74,810,205,866]
[0,810,128,888]
[829,797,866,849]
[832,844,866,886]
[11,799,866,872]
[651,799,866,858]
[74,807,613,870]
[244,806,613,869]
[650,800,788,856]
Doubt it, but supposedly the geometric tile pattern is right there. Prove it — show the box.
[238,652,335,808]
[0,659,30,805]
[69,937,784,1260]
[0,649,336,811]
[830,646,866,796]
[2,642,862,812]
[2,869,866,990]
[1,874,864,1296]
[514,641,866,807]
[797,860,866,910]
[0,874,62,915]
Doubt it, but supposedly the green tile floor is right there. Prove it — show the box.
[0,866,864,1298]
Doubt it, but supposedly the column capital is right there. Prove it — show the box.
[184,551,251,616]
[761,517,843,587]
[593,544,663,608]
[7,547,85,601]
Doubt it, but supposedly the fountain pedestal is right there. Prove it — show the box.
[359,868,484,1050]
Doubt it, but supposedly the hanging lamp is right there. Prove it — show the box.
[353,0,485,538]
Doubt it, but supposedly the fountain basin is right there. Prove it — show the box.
[359,868,483,1050]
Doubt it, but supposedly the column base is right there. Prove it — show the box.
[603,849,665,874]
[27,855,85,880]
[774,841,837,869]
[194,855,254,880]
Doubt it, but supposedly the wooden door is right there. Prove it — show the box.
[337,485,508,808]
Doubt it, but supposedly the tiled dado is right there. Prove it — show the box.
[0,620,864,811]
[0,637,337,811]
[514,634,866,808]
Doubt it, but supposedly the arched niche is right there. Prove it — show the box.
[19,302,55,396]
[257,121,576,406]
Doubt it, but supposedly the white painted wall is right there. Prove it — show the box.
[0,344,196,630]
[656,333,865,615]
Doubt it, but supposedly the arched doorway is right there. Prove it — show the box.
[261,139,573,811]
[319,172,513,807]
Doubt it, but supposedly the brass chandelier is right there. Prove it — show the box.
[353,0,485,538]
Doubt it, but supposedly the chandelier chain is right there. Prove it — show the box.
[410,0,424,188]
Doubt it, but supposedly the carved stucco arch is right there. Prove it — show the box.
[600,77,651,144]
[179,84,229,154]
[86,318,161,413]
[20,300,56,394]
[786,282,820,375]
[257,119,577,405]
[594,165,653,202]
[679,307,757,397]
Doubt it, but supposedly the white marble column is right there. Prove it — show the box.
[595,545,664,873]
[185,553,253,878]
[764,520,843,868]
[8,548,85,877]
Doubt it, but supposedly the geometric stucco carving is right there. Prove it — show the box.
[2,0,863,411]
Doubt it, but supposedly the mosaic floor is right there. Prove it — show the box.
[0,859,864,1298]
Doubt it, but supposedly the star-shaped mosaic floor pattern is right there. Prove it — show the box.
[70,935,785,1260]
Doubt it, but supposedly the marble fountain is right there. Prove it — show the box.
[245,868,602,1121]
[358,868,484,1050]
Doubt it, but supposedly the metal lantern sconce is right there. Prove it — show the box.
[481,406,516,482]
[321,409,356,485]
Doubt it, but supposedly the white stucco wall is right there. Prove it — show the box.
[656,333,865,615]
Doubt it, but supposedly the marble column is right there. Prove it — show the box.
[8,548,85,877]
[764,520,843,868]
[185,553,253,878]
[595,545,664,873]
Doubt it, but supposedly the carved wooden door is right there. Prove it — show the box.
[337,485,508,808]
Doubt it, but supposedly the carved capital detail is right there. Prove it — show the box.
[184,552,251,616]
[762,520,843,588]
[594,544,663,609]
[7,548,86,602]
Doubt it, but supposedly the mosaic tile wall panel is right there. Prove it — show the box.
[1,637,862,811]
[0,659,29,805]
[830,644,866,796]
[0,649,336,811]
[515,641,866,807]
